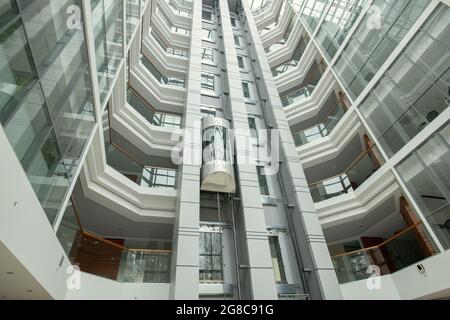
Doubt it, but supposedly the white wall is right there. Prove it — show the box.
[392,250,450,300]
[65,272,170,300]
[0,127,72,300]
[340,250,450,300]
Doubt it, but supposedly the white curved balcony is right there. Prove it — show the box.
[159,0,192,29]
[272,41,317,90]
[80,130,177,225]
[253,0,284,30]
[283,71,337,126]
[129,58,186,114]
[316,167,399,230]
[142,33,188,78]
[266,19,305,67]
[261,4,295,49]
[152,10,190,49]
[296,111,361,167]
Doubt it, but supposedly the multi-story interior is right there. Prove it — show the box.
[0,0,449,300]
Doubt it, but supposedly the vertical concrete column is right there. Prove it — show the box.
[241,0,342,300]
[218,0,278,300]
[170,0,203,300]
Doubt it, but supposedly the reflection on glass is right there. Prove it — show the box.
[18,0,95,177]
[309,146,384,202]
[316,0,368,61]
[334,0,429,100]
[200,227,223,282]
[397,126,450,249]
[91,0,124,105]
[332,223,435,284]
[358,4,450,157]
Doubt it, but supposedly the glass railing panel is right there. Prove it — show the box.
[281,85,315,107]
[140,54,185,88]
[293,124,326,147]
[323,102,347,133]
[309,175,352,203]
[272,61,297,77]
[382,231,429,272]
[151,31,188,57]
[332,223,437,284]
[127,90,183,128]
[332,251,373,284]
[293,101,347,147]
[118,250,171,283]
[426,204,450,250]
[71,232,171,283]
[56,200,80,258]
[346,147,384,190]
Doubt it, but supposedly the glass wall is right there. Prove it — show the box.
[300,0,330,33]
[127,0,141,44]
[1,0,95,225]
[18,0,96,178]
[358,4,450,157]
[397,124,450,250]
[315,0,368,62]
[91,0,124,106]
[333,0,429,100]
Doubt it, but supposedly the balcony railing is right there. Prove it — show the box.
[264,15,296,53]
[252,0,272,15]
[332,222,436,284]
[281,85,315,107]
[105,143,178,190]
[151,31,188,58]
[309,146,384,203]
[168,0,191,17]
[71,232,172,283]
[293,94,348,147]
[127,88,182,128]
[140,54,186,88]
[271,36,309,77]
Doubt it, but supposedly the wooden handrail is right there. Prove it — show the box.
[308,144,382,187]
[81,231,173,255]
[293,92,348,137]
[69,199,173,255]
[331,222,424,259]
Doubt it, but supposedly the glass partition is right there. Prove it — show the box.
[293,95,347,146]
[70,232,171,283]
[397,125,450,249]
[309,145,385,202]
[281,85,315,107]
[332,222,437,284]
[91,0,124,106]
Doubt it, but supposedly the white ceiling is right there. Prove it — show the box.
[323,191,408,244]
[0,242,52,300]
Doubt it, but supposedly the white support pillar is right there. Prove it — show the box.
[170,0,203,300]
[219,0,278,300]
